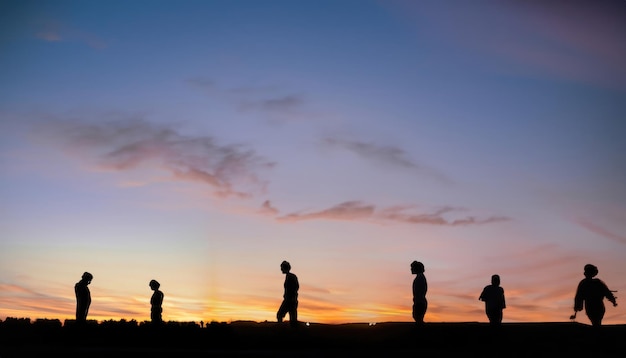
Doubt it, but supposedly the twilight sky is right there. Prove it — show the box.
[1,0,625,325]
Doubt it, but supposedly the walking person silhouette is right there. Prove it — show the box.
[411,261,427,325]
[75,272,93,323]
[277,260,299,327]
[479,274,506,326]
[574,264,617,327]
[149,279,164,324]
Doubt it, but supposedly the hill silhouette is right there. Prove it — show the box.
[2,317,625,357]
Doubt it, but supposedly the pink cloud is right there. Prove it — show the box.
[278,201,375,222]
[576,218,626,245]
[390,1,626,89]
[499,4,626,88]
[185,78,310,123]
[238,94,312,124]
[277,200,509,226]
[322,137,452,184]
[0,283,75,320]
[34,20,107,49]
[34,117,275,198]
[36,31,62,42]
[240,95,304,113]
[258,200,279,216]
[0,283,42,296]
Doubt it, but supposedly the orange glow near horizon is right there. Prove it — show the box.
[2,301,618,326]
[2,284,623,326]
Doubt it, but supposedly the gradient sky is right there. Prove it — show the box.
[1,0,625,325]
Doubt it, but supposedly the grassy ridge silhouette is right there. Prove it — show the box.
[1,317,625,357]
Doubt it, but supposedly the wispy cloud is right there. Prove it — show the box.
[185,77,216,91]
[236,93,310,124]
[323,137,416,169]
[34,117,275,198]
[228,84,282,95]
[322,137,451,184]
[477,244,585,278]
[378,205,509,226]
[276,200,509,226]
[34,20,107,49]
[576,218,626,245]
[279,201,375,222]
[0,283,75,319]
[507,1,626,88]
[258,200,279,216]
[185,78,310,122]
[36,31,62,42]
[391,1,626,89]
[0,283,46,297]
[186,78,281,96]
[239,94,304,113]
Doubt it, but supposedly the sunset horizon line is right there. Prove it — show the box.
[6,315,622,327]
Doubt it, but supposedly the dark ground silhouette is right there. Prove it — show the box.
[1,318,625,357]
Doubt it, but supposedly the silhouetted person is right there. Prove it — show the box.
[75,272,93,323]
[277,260,299,327]
[411,261,427,325]
[479,274,506,326]
[149,279,164,324]
[574,264,617,327]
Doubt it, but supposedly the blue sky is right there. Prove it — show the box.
[1,0,625,324]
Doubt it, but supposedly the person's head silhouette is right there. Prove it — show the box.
[491,274,500,286]
[281,261,291,274]
[149,279,160,290]
[411,261,425,274]
[584,264,598,278]
[81,272,93,284]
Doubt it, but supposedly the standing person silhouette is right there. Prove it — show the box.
[574,264,617,327]
[149,279,164,324]
[411,261,427,325]
[75,272,93,323]
[277,260,299,327]
[479,274,506,326]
